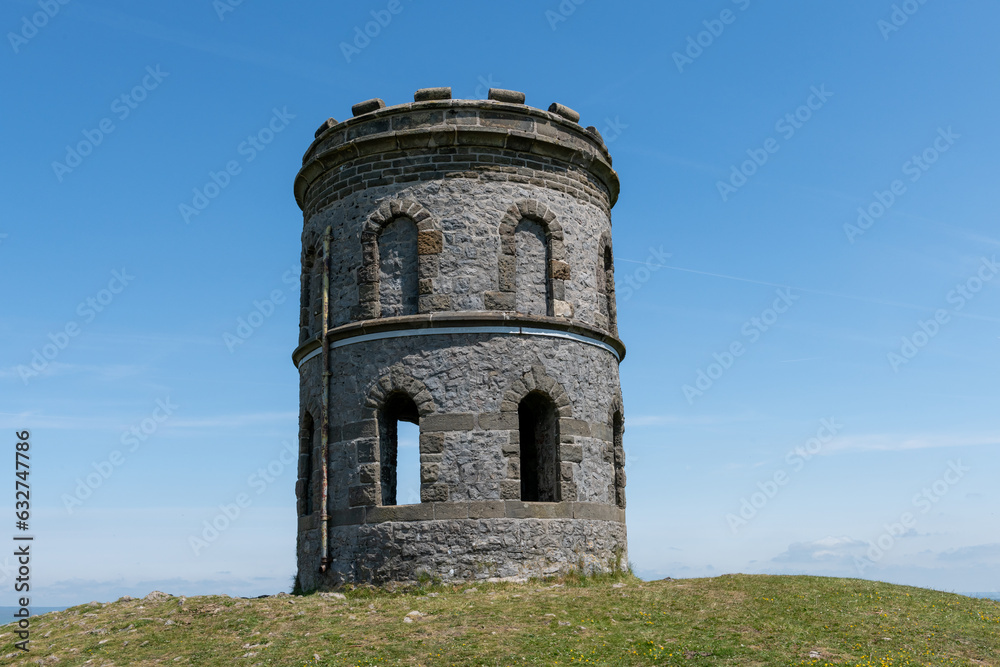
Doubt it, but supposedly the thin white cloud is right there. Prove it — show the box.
[0,362,145,382]
[935,543,1000,563]
[627,413,760,427]
[168,412,297,429]
[823,432,1000,454]
[771,536,868,564]
[0,411,296,431]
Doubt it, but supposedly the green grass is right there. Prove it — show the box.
[2,574,998,665]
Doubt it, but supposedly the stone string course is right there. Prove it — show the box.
[294,89,627,590]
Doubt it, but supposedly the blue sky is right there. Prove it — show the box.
[2,0,998,606]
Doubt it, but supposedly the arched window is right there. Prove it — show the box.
[378,218,418,317]
[300,250,315,343]
[603,245,617,335]
[378,392,420,506]
[612,410,625,508]
[308,247,324,335]
[515,218,551,316]
[298,412,316,516]
[518,391,560,502]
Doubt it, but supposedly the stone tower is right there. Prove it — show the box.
[292,87,626,589]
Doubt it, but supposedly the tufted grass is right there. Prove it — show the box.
[2,573,998,665]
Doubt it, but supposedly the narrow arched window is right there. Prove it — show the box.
[378,392,420,505]
[612,410,625,508]
[309,247,324,335]
[300,250,315,343]
[298,412,315,516]
[518,391,560,502]
[514,218,551,316]
[603,245,617,334]
[378,218,418,317]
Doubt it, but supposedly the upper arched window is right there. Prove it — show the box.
[514,218,552,316]
[378,218,418,318]
[299,249,316,342]
[602,243,617,335]
[490,201,568,316]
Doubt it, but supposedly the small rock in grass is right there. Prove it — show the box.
[319,592,346,600]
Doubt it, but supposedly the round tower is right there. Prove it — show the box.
[292,86,627,589]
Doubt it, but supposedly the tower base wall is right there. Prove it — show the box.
[298,514,626,590]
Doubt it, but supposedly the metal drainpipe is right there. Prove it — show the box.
[319,226,331,573]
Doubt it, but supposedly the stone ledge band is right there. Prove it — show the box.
[296,325,620,368]
[298,500,626,529]
[292,314,626,368]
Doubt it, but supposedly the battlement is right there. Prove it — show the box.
[295,87,618,210]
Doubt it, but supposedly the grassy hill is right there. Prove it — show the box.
[2,573,998,666]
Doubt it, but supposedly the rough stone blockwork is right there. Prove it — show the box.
[293,90,628,590]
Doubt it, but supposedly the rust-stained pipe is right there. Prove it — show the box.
[319,226,331,573]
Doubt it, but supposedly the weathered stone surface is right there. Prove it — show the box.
[488,88,526,104]
[349,484,377,507]
[314,117,338,138]
[414,87,452,102]
[420,484,449,503]
[351,98,385,116]
[548,102,581,123]
[422,413,476,432]
[419,431,444,454]
[479,412,518,430]
[550,260,571,280]
[417,230,443,255]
